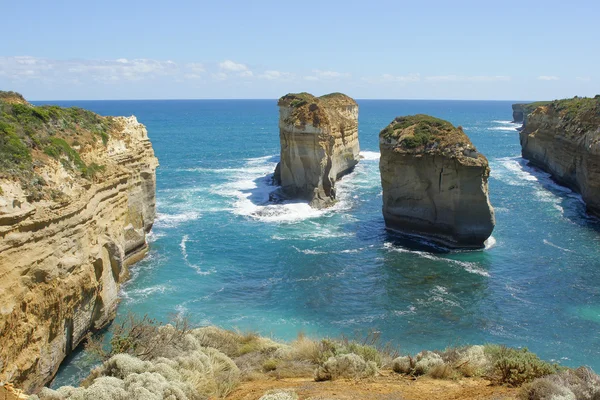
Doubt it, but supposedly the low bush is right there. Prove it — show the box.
[485,345,559,387]
[519,367,600,400]
[314,353,378,381]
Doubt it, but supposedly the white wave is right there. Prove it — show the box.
[360,151,381,161]
[383,242,490,277]
[122,284,171,303]
[484,236,497,250]
[207,154,359,223]
[292,246,327,255]
[543,239,574,253]
[146,230,165,243]
[154,211,201,229]
[180,235,214,275]
[492,120,521,125]
[487,126,519,131]
[393,305,417,316]
[490,157,538,186]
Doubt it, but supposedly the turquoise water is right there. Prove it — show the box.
[34,100,600,386]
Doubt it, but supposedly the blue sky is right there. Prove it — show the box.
[1,0,598,100]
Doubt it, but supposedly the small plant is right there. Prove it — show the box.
[485,345,559,387]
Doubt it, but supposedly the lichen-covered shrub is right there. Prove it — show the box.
[314,353,378,381]
[519,367,600,400]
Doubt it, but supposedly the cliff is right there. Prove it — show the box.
[273,92,360,208]
[512,101,551,125]
[379,115,495,249]
[519,96,600,216]
[0,92,158,392]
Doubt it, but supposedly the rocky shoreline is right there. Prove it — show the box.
[517,96,600,216]
[0,92,158,391]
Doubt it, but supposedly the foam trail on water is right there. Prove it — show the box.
[180,235,214,275]
[543,239,574,253]
[383,242,490,277]
[154,211,201,229]
[487,126,519,131]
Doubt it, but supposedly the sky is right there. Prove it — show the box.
[1,0,598,100]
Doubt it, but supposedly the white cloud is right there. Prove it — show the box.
[259,70,295,80]
[537,75,559,81]
[304,69,351,81]
[361,73,420,84]
[212,72,228,81]
[425,75,511,82]
[576,76,591,82]
[219,60,249,72]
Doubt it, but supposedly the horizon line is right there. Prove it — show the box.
[29,98,536,102]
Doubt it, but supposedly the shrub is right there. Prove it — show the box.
[519,367,600,400]
[314,353,378,381]
[485,345,559,387]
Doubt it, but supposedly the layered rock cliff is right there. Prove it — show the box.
[274,92,360,208]
[519,96,600,216]
[0,92,158,392]
[379,115,495,249]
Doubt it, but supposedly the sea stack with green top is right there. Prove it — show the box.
[379,115,495,249]
[274,92,359,208]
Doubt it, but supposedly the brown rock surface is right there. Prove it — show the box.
[379,115,495,249]
[519,96,600,216]
[274,93,360,208]
[0,107,157,392]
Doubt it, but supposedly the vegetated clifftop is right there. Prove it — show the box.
[379,115,495,249]
[0,91,158,392]
[273,92,360,208]
[512,102,550,124]
[519,96,600,216]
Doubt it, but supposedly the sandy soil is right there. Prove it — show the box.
[224,371,519,400]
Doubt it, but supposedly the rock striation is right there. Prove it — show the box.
[519,96,600,216]
[379,115,495,249]
[274,92,360,208]
[0,93,158,392]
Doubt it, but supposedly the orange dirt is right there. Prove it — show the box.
[223,371,519,400]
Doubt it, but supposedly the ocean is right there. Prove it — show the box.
[32,99,600,386]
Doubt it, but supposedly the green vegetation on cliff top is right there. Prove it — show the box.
[277,92,357,128]
[380,114,473,152]
[0,90,115,201]
[519,96,600,131]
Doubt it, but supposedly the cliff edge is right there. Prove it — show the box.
[519,96,600,216]
[274,92,360,208]
[379,115,495,249]
[0,92,158,391]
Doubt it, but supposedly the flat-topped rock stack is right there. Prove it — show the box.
[379,115,495,249]
[274,92,360,208]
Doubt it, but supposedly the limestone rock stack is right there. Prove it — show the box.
[274,92,360,208]
[379,115,495,249]
[0,94,158,392]
[519,96,600,216]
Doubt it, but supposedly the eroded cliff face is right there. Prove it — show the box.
[519,97,600,216]
[274,92,360,208]
[0,96,157,392]
[379,115,495,249]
